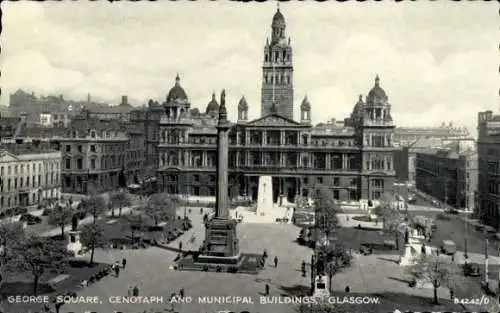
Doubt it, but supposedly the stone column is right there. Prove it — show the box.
[246,130,250,145]
[215,116,231,219]
[342,154,347,170]
[246,151,250,166]
[326,154,331,169]
[262,130,267,145]
[281,131,285,145]
[202,151,207,167]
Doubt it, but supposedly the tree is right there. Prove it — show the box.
[83,196,106,222]
[313,189,340,237]
[316,242,352,293]
[144,193,176,226]
[47,204,73,239]
[80,223,105,266]
[406,253,458,304]
[0,221,25,283]
[123,214,145,244]
[7,236,68,295]
[374,197,403,250]
[110,191,131,217]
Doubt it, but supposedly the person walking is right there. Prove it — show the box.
[179,288,185,298]
[114,264,120,277]
[179,241,183,251]
[449,286,454,300]
[265,283,270,296]
[263,249,268,259]
[128,285,133,296]
[133,285,139,296]
[301,260,306,277]
[122,257,127,269]
[274,256,278,268]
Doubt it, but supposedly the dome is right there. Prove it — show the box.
[353,95,365,112]
[238,96,248,109]
[205,92,219,114]
[301,96,310,110]
[366,75,387,103]
[272,8,286,27]
[166,74,188,102]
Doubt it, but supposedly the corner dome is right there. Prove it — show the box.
[238,96,248,109]
[366,75,388,104]
[205,92,219,114]
[166,74,188,102]
[301,96,310,110]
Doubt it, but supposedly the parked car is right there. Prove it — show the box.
[463,262,481,277]
[42,208,52,216]
[441,240,457,255]
[360,244,373,255]
[20,213,43,225]
[13,207,28,215]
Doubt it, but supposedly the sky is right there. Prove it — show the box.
[1,1,498,136]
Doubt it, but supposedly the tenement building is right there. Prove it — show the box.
[415,145,477,211]
[477,110,500,229]
[153,8,397,202]
[59,111,145,195]
[0,142,61,214]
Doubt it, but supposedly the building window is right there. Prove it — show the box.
[91,131,96,138]
[333,190,340,200]
[78,145,83,153]
[317,177,323,184]
[90,145,96,153]
[90,159,96,169]
[371,179,384,189]
[193,186,200,196]
[349,190,357,200]
[66,145,71,152]
[7,166,11,175]
[20,165,24,174]
[332,177,340,186]
[14,178,17,189]
[26,177,30,187]
[209,175,215,183]
[193,174,200,182]
[208,187,215,196]
[65,158,71,169]
[0,167,3,176]
[303,177,309,185]
[77,158,83,170]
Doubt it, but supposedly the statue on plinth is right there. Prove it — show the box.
[71,214,79,231]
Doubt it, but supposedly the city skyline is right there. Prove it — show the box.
[1,1,497,134]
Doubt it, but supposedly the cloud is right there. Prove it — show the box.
[1,1,498,137]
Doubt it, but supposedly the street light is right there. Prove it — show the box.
[464,219,468,262]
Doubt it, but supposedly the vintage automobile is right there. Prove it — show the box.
[440,240,457,255]
[463,262,481,277]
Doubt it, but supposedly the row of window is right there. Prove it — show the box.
[64,155,126,170]
[0,162,59,176]
[0,173,59,193]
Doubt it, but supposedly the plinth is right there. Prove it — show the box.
[197,217,241,264]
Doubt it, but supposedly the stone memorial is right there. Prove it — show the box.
[197,90,241,265]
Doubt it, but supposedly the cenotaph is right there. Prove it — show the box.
[197,90,241,265]
[256,176,274,216]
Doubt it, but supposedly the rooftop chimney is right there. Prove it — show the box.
[121,95,128,106]
[87,93,91,103]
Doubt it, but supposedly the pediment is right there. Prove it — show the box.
[0,151,19,163]
[246,114,301,127]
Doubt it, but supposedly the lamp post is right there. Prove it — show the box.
[464,219,468,262]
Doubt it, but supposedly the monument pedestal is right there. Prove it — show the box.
[197,217,241,265]
[312,274,330,297]
[67,230,84,258]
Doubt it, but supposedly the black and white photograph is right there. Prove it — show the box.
[0,1,499,313]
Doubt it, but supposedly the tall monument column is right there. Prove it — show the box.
[215,90,231,218]
[198,90,241,264]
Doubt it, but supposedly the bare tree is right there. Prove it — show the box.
[374,197,403,250]
[110,191,131,217]
[406,253,458,304]
[7,236,68,295]
[83,196,106,222]
[80,223,105,266]
[123,213,145,244]
[144,193,176,226]
[47,204,73,240]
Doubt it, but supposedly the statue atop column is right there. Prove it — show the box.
[71,214,79,231]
